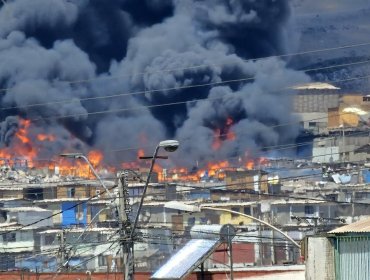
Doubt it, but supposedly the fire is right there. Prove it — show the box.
[15,119,31,144]
[0,118,107,178]
[153,164,165,181]
[225,118,236,140]
[137,149,145,158]
[245,160,254,170]
[0,119,38,167]
[88,150,103,167]
[212,117,236,150]
[0,118,272,183]
[37,134,56,142]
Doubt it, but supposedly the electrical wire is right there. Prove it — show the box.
[20,73,370,123]
[1,58,369,113]
[0,40,369,93]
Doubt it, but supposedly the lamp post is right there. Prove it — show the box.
[164,202,300,264]
[59,153,119,271]
[162,202,301,278]
[131,140,179,235]
[125,140,179,280]
[60,141,179,279]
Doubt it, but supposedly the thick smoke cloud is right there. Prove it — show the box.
[0,0,309,167]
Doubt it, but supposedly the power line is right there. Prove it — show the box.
[0,40,369,94]
[0,184,118,237]
[0,147,367,237]
[3,60,370,114]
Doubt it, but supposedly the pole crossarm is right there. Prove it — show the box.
[200,206,301,249]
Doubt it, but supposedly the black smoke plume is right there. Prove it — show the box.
[0,0,309,167]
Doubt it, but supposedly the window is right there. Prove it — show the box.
[187,217,196,226]
[308,122,317,127]
[98,234,108,242]
[200,217,208,224]
[3,233,16,242]
[67,187,75,198]
[98,255,107,267]
[243,207,251,215]
[231,207,239,218]
[45,234,55,245]
[304,205,315,215]
[363,96,370,102]
[25,188,43,200]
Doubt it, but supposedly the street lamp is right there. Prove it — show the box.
[59,152,113,199]
[125,140,179,280]
[130,140,179,235]
[164,202,300,249]
[60,141,179,279]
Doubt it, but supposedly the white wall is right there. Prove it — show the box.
[305,236,335,280]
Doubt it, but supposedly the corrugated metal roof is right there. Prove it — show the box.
[329,217,370,233]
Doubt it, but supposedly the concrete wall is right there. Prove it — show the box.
[270,204,338,226]
[293,92,340,113]
[18,211,53,228]
[305,236,335,280]
[312,146,339,163]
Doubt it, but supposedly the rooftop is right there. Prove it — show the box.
[329,217,370,234]
[1,207,49,212]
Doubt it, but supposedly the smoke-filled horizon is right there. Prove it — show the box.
[0,0,310,168]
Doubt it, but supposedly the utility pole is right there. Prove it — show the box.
[57,229,69,271]
[117,170,134,280]
[227,225,234,280]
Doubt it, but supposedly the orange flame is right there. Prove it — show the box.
[88,150,103,168]
[212,117,236,150]
[137,149,145,159]
[1,119,272,183]
[245,160,254,170]
[37,134,56,142]
[153,164,164,181]
[15,119,31,144]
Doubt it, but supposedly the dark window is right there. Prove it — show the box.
[243,207,251,215]
[308,122,317,127]
[45,234,55,245]
[98,234,108,242]
[304,205,315,215]
[188,217,196,226]
[231,207,239,218]
[25,188,43,200]
[200,217,208,224]
[3,233,16,242]
[67,187,75,198]
[363,96,370,102]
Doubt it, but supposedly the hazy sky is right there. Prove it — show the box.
[293,0,370,14]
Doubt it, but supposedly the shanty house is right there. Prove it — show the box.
[306,217,370,280]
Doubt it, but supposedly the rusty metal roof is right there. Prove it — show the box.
[329,217,370,234]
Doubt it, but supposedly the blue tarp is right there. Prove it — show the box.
[62,202,87,226]
[363,170,370,183]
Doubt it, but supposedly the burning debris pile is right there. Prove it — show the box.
[0,0,310,171]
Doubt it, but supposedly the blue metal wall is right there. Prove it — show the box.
[335,235,370,280]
